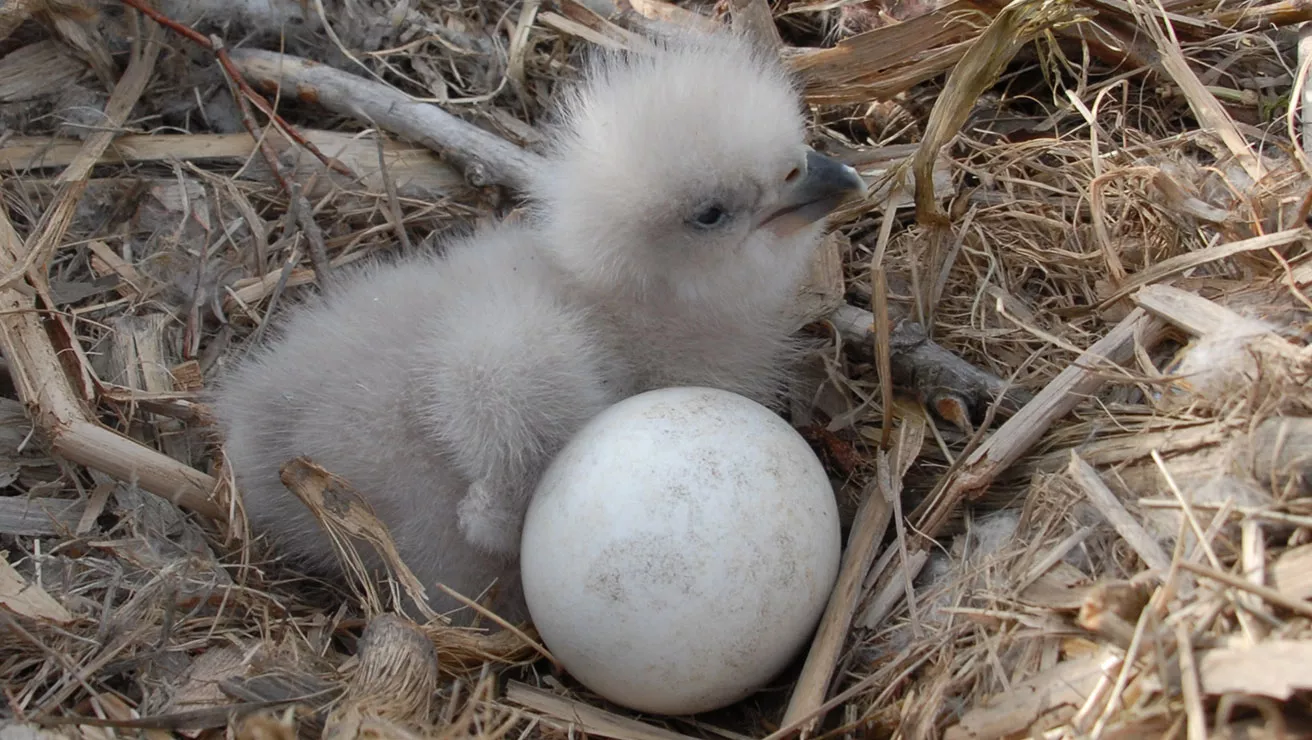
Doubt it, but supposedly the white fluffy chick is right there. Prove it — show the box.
[212,30,865,626]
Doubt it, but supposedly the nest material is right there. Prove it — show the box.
[0,0,1310,738]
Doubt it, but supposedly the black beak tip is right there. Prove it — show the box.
[804,149,867,198]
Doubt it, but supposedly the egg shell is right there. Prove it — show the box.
[520,386,842,716]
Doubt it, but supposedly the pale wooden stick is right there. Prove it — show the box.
[0,131,466,199]
[1067,451,1173,574]
[1134,282,1270,337]
[1177,560,1312,619]
[0,555,74,624]
[1175,623,1207,740]
[911,305,1171,539]
[1238,519,1270,641]
[504,681,699,740]
[780,411,924,735]
[858,547,929,631]
[228,48,546,190]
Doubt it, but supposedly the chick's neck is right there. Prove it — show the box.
[556,252,808,408]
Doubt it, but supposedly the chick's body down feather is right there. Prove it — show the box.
[215,225,621,622]
[213,30,866,624]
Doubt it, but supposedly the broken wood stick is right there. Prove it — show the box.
[505,681,700,740]
[781,409,923,736]
[1068,451,1174,574]
[909,304,1172,538]
[0,200,222,520]
[0,130,467,199]
[0,23,223,521]
[228,48,547,191]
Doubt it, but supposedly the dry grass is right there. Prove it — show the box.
[0,0,1310,738]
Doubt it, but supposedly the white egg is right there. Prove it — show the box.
[520,386,842,716]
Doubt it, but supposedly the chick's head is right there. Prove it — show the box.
[532,31,865,307]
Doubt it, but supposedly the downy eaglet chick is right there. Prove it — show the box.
[212,30,866,625]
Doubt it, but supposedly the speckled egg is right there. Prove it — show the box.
[520,386,842,715]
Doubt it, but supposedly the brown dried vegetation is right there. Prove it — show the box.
[0,0,1310,738]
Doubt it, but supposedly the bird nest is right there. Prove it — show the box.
[0,0,1310,738]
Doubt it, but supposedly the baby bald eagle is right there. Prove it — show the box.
[213,30,865,625]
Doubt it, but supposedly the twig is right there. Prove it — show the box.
[1067,451,1174,574]
[289,182,335,293]
[780,412,920,736]
[116,0,353,180]
[224,248,373,316]
[0,131,466,199]
[504,682,699,740]
[909,306,1171,540]
[872,268,895,448]
[373,132,414,256]
[858,546,929,630]
[0,18,223,521]
[228,48,547,191]
[220,42,296,195]
[1176,560,1312,619]
[1175,619,1205,740]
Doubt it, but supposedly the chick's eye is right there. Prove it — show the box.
[690,203,730,229]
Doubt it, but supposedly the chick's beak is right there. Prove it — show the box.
[759,150,867,237]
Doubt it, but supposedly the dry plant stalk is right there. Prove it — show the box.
[0,552,74,624]
[277,456,435,621]
[324,614,440,738]
[912,0,1085,223]
[787,0,986,105]
[274,460,550,675]
[0,130,467,199]
[911,304,1171,535]
[1067,452,1173,573]
[780,407,924,735]
[504,682,699,740]
[0,17,223,521]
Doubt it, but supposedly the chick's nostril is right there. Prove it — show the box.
[784,167,802,183]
